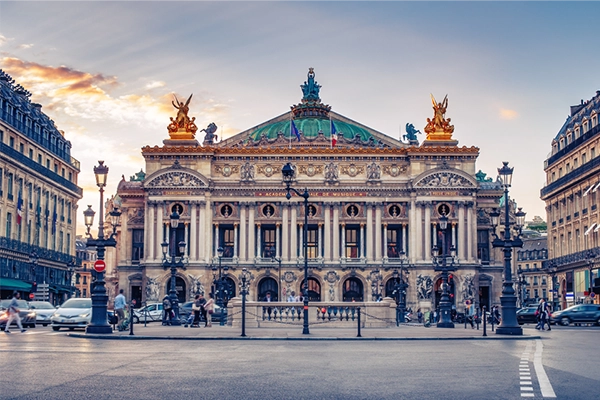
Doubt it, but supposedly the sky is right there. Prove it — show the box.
[1,1,599,235]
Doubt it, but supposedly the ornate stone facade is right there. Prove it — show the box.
[113,69,507,314]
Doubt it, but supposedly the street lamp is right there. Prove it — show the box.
[213,246,230,326]
[66,261,76,299]
[393,251,409,326]
[516,267,528,308]
[586,251,596,303]
[161,209,187,326]
[85,161,121,334]
[282,162,310,335]
[490,161,526,336]
[431,212,456,328]
[239,268,251,337]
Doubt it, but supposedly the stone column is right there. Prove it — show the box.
[256,223,262,259]
[366,204,373,261]
[276,223,281,259]
[424,202,431,261]
[452,222,457,250]
[204,199,212,264]
[198,201,206,262]
[375,204,382,261]
[120,209,128,263]
[190,202,197,261]
[383,223,388,259]
[148,202,155,261]
[402,223,407,255]
[360,223,365,259]
[467,202,473,262]
[298,223,303,260]
[156,202,164,261]
[409,198,417,264]
[416,202,423,262]
[324,205,331,261]
[458,202,466,261]
[184,222,189,256]
[248,204,255,260]
[144,201,151,262]
[318,223,323,258]
[333,204,340,260]
[239,204,247,261]
[234,223,239,259]
[214,223,219,258]
[341,223,346,258]
[282,205,289,261]
[290,205,297,260]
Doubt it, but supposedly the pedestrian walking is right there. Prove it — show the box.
[114,289,126,331]
[4,291,26,333]
[191,294,202,327]
[204,294,214,327]
[162,295,173,325]
[535,298,550,330]
[417,308,423,323]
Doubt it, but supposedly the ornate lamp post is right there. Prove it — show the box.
[282,162,310,335]
[490,161,526,336]
[66,261,76,299]
[431,213,456,328]
[586,251,595,303]
[239,268,251,337]
[84,161,121,334]
[212,246,230,326]
[393,251,409,325]
[160,210,187,326]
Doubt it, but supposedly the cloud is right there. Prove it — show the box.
[18,43,34,49]
[0,34,12,47]
[145,80,165,89]
[499,108,518,120]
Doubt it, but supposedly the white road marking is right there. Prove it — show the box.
[534,339,556,398]
[521,393,534,397]
[521,387,534,391]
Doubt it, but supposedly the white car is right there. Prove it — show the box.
[51,298,92,331]
[29,301,56,327]
[133,303,164,323]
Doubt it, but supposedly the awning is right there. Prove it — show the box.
[0,278,32,291]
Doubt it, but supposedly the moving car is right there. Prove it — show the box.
[551,304,600,326]
[517,306,539,325]
[0,299,37,329]
[28,301,56,327]
[51,298,92,331]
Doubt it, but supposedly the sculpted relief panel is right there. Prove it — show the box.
[146,172,207,188]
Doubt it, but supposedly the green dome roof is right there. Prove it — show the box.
[248,117,372,143]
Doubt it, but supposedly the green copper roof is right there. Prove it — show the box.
[248,117,373,143]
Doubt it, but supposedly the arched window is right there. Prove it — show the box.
[166,277,186,304]
[258,277,278,301]
[224,277,236,299]
[342,277,363,302]
[300,277,321,301]
[385,278,400,299]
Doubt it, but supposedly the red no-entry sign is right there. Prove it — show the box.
[94,260,106,273]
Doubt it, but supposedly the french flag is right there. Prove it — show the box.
[16,192,23,225]
[331,119,338,147]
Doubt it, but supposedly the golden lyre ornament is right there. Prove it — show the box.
[424,94,454,140]
[168,93,198,139]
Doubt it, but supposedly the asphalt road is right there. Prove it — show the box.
[0,324,598,400]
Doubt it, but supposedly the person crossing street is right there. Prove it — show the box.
[3,292,26,333]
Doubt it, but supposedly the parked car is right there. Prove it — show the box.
[28,301,56,327]
[551,304,600,326]
[180,301,223,323]
[51,298,92,331]
[0,299,37,329]
[132,302,164,323]
[517,306,539,325]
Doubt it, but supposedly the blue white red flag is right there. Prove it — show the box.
[331,119,338,148]
[16,192,23,225]
[291,119,300,141]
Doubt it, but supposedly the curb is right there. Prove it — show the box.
[68,333,542,341]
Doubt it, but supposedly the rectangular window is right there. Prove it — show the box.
[345,227,360,258]
[219,226,235,258]
[83,276,87,284]
[46,159,50,169]
[477,229,490,263]
[0,168,3,196]
[132,229,144,261]
[592,148,596,159]
[83,289,87,297]
[307,226,318,259]
[583,153,587,164]
[6,212,12,238]
[261,226,276,258]
[7,173,13,200]
[76,274,80,284]
[9,136,14,147]
[58,231,63,253]
[29,149,33,159]
[387,228,399,258]
[38,154,42,164]
[19,143,24,153]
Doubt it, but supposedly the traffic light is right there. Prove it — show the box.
[31,281,37,293]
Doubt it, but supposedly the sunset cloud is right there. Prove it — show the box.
[0,34,12,46]
[499,108,518,120]
[145,80,165,89]
[18,43,34,49]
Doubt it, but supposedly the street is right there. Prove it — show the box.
[0,324,598,400]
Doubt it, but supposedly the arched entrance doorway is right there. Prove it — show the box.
[300,277,321,301]
[385,277,401,302]
[342,277,363,302]
[258,277,278,301]
[166,276,186,304]
[433,276,455,311]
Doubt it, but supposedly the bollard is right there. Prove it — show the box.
[357,307,362,337]
[482,306,487,337]
[129,300,136,336]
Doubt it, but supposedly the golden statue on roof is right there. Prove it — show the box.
[424,94,454,141]
[168,93,197,140]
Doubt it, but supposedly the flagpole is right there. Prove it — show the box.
[289,113,292,149]
[330,115,333,149]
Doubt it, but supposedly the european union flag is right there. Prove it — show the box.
[291,120,300,141]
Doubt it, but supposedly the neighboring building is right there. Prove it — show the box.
[516,234,548,308]
[0,70,83,303]
[74,236,95,298]
[112,69,510,315]
[541,90,600,308]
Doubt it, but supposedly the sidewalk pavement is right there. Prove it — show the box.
[69,322,542,341]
